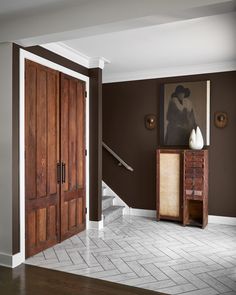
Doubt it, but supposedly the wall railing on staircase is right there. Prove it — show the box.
[102,142,134,172]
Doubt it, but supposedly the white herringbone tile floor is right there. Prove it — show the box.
[25,216,236,295]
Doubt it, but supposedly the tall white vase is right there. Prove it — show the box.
[189,126,204,150]
[196,126,204,149]
[189,129,196,150]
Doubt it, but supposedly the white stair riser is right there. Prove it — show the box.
[102,197,114,210]
[104,207,124,226]
[102,186,107,196]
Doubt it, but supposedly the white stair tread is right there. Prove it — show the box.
[102,195,115,201]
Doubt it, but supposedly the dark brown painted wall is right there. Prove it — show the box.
[89,68,103,221]
[12,44,20,254]
[103,71,236,217]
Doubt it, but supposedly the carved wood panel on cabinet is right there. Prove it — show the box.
[183,150,208,228]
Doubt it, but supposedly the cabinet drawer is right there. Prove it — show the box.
[185,189,203,196]
[185,161,204,168]
[185,194,204,201]
[185,167,204,176]
[185,184,204,191]
[185,155,204,162]
[185,177,203,185]
[185,151,205,157]
[185,189,203,200]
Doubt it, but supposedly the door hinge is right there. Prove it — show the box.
[85,149,87,156]
[85,207,87,215]
[85,91,87,98]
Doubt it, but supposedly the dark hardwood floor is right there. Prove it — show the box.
[0,264,166,295]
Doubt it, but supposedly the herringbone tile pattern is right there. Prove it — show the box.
[25,216,236,294]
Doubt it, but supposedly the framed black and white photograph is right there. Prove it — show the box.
[160,80,210,146]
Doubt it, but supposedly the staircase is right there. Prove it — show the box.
[102,186,125,226]
[102,142,133,226]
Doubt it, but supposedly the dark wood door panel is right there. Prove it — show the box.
[26,194,59,211]
[61,198,85,240]
[77,80,86,190]
[63,189,85,202]
[60,73,86,241]
[25,62,37,201]
[25,61,86,257]
[26,205,58,256]
[25,60,60,257]
[36,67,47,198]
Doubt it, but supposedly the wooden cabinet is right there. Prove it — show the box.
[156,149,208,228]
[183,150,208,228]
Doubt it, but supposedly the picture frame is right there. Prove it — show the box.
[160,80,210,146]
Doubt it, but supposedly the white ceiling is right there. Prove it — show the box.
[0,0,86,18]
[0,0,233,18]
[0,0,235,82]
[62,12,236,82]
[1,0,235,43]
[0,0,60,18]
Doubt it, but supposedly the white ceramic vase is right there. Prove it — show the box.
[189,126,204,150]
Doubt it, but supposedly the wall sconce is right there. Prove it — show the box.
[145,114,156,130]
[214,111,228,128]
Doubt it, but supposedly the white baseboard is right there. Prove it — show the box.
[0,252,24,268]
[0,252,11,267]
[102,181,236,226]
[88,219,104,230]
[208,215,236,226]
[129,208,156,218]
[128,211,236,225]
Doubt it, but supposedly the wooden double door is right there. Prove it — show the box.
[25,60,86,257]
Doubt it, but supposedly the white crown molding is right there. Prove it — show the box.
[41,42,110,69]
[103,61,236,83]
[41,42,89,67]
[89,56,110,70]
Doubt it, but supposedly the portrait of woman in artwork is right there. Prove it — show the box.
[165,85,197,145]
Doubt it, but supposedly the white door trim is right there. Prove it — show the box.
[18,48,90,267]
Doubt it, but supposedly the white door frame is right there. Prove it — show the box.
[18,48,90,266]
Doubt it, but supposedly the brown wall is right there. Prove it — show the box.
[89,68,103,221]
[103,71,236,217]
[12,44,20,254]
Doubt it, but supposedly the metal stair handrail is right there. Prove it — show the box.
[102,142,134,172]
